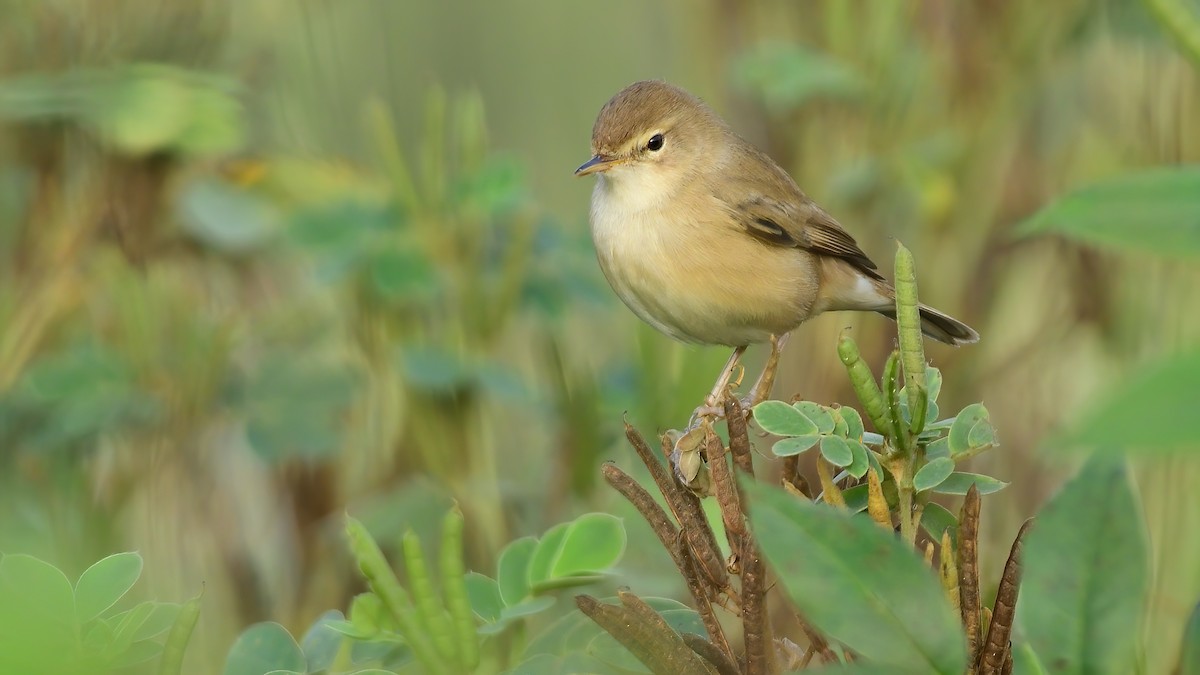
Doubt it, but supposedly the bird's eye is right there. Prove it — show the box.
[646,133,664,152]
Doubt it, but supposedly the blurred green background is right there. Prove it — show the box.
[1,0,1198,671]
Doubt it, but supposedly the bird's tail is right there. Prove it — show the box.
[874,303,979,346]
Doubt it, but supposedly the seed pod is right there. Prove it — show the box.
[838,333,888,433]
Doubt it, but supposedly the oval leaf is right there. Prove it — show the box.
[753,400,819,436]
[839,406,865,441]
[0,554,75,629]
[75,552,143,623]
[920,502,958,546]
[526,523,568,587]
[222,622,306,675]
[496,537,537,607]
[1017,459,1147,675]
[744,480,966,673]
[549,513,626,579]
[948,404,989,456]
[820,435,854,467]
[930,472,1008,496]
[464,573,502,623]
[912,457,955,492]
[847,440,870,479]
[795,402,835,434]
[773,435,821,457]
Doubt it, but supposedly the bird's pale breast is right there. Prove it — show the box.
[589,175,820,346]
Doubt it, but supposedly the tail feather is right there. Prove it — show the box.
[875,304,979,346]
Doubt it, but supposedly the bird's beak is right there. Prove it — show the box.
[575,154,619,177]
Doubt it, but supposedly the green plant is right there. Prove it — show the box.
[221,507,629,674]
[0,551,200,674]
[573,245,1198,674]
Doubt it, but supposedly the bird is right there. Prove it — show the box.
[575,80,978,414]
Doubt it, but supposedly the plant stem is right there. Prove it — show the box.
[891,452,917,546]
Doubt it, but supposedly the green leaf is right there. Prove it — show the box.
[497,596,555,622]
[920,502,958,546]
[1017,459,1148,675]
[1178,602,1200,675]
[463,573,503,623]
[753,400,819,436]
[105,601,178,643]
[548,513,626,580]
[347,592,391,637]
[839,406,865,441]
[496,537,536,607]
[1064,349,1200,455]
[299,610,348,672]
[744,481,966,673]
[178,179,279,254]
[75,552,143,623]
[847,439,870,479]
[948,403,989,456]
[840,484,870,514]
[370,246,437,299]
[773,435,821,456]
[795,401,835,434]
[1018,165,1200,259]
[0,554,75,629]
[526,523,567,588]
[930,472,1008,496]
[820,435,854,467]
[926,436,950,460]
[912,457,955,492]
[222,622,306,675]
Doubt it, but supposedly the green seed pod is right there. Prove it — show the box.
[440,506,480,670]
[883,350,910,453]
[156,588,202,675]
[345,516,447,674]
[894,242,928,414]
[402,529,459,667]
[838,333,888,433]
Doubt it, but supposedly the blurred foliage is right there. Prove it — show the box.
[0,551,196,673]
[0,0,1197,672]
[223,509,632,674]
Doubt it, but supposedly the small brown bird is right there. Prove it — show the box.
[576,81,978,410]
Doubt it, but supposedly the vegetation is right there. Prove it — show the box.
[0,0,1198,673]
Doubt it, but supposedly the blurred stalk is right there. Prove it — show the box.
[1143,0,1200,69]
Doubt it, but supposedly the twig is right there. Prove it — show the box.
[959,485,982,673]
[676,536,736,663]
[576,593,718,675]
[601,463,681,568]
[682,633,740,675]
[978,520,1032,675]
[623,424,729,589]
[723,393,754,477]
[703,423,747,556]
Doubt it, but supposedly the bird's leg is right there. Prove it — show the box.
[705,345,747,408]
[689,345,747,424]
[745,332,790,407]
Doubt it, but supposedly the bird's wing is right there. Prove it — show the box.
[714,151,883,281]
